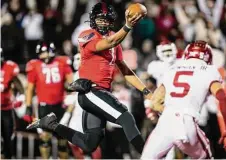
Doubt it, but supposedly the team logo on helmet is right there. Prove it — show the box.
[184,40,212,65]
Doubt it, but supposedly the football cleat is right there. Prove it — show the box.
[26,112,59,131]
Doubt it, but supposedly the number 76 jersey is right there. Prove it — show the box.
[162,59,222,119]
[26,56,72,104]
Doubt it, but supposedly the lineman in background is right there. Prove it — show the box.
[24,41,73,159]
[1,48,24,158]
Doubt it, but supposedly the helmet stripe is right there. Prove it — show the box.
[102,2,107,14]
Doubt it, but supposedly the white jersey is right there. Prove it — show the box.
[147,60,174,86]
[162,59,222,119]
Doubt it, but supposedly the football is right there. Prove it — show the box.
[127,3,147,18]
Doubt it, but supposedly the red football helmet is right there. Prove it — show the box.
[156,41,177,63]
[184,40,212,64]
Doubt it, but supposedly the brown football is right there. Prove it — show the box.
[127,3,147,18]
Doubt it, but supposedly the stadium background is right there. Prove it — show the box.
[1,0,226,158]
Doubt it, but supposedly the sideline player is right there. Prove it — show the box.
[1,48,24,158]
[141,41,226,158]
[27,2,152,155]
[24,41,73,158]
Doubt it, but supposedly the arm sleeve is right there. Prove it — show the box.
[208,67,223,89]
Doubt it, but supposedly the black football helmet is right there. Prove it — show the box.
[36,40,56,63]
[89,2,117,35]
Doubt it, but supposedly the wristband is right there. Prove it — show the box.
[142,88,151,96]
[123,25,132,32]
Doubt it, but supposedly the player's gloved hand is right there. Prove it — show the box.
[23,106,33,123]
[68,78,95,94]
[218,131,226,150]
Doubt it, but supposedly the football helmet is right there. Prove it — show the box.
[156,41,177,63]
[89,2,117,35]
[36,40,56,63]
[184,40,212,65]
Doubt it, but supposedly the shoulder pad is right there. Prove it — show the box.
[78,29,99,46]
[6,60,17,66]
[26,59,39,72]
[56,56,72,65]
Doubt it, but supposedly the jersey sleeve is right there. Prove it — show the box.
[64,60,73,75]
[78,31,101,52]
[208,66,223,88]
[12,62,19,76]
[147,61,157,75]
[116,45,123,62]
[26,61,37,83]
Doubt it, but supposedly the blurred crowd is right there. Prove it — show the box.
[1,0,226,159]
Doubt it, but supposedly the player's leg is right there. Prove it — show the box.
[67,101,103,158]
[38,105,52,159]
[27,111,105,154]
[56,110,106,153]
[52,104,69,159]
[175,115,212,158]
[78,88,144,154]
[1,110,14,158]
[141,119,174,159]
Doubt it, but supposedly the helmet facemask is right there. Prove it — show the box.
[90,2,117,35]
[157,43,177,64]
[36,42,56,64]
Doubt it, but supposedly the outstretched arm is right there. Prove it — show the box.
[88,11,142,52]
[210,82,226,149]
[116,60,152,99]
[149,84,165,113]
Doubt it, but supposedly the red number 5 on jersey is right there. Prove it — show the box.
[170,71,194,98]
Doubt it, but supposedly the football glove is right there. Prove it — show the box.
[68,78,95,94]
[23,106,33,123]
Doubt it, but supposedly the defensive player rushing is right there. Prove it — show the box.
[24,41,73,159]
[27,2,152,155]
[141,41,226,159]
[146,41,184,158]
[1,48,24,158]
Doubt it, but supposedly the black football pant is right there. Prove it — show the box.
[55,88,144,154]
[1,109,15,158]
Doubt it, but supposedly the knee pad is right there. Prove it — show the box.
[116,111,139,141]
